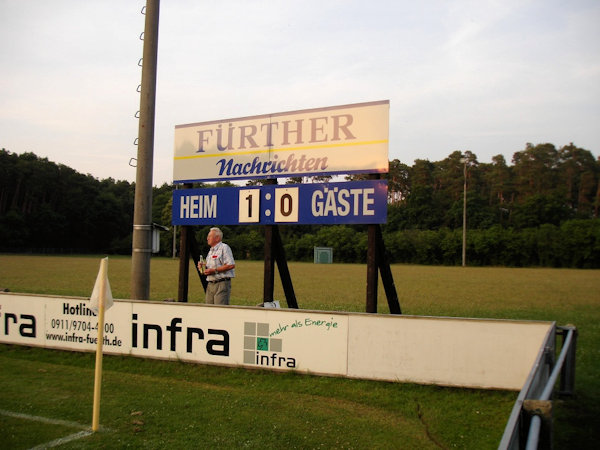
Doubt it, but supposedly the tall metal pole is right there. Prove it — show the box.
[131,0,160,300]
[462,157,467,267]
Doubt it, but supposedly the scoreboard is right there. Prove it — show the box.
[172,180,387,226]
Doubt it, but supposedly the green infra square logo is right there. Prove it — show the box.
[243,321,283,365]
[257,337,269,351]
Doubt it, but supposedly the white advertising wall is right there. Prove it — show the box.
[347,315,554,389]
[0,292,554,390]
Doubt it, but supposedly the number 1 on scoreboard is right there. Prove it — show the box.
[238,189,260,223]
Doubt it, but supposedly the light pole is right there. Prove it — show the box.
[131,0,160,300]
[460,156,467,267]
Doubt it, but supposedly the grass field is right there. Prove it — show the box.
[1,254,599,448]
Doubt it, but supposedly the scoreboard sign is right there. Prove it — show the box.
[173,100,389,183]
[172,180,387,225]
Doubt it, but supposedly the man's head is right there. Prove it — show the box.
[207,227,223,247]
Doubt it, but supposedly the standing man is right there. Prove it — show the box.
[198,227,235,305]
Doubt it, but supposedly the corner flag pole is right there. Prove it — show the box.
[91,257,111,432]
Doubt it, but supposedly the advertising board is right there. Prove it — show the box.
[1,292,555,390]
[173,100,389,183]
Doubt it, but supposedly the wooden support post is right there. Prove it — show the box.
[366,173,380,313]
[376,225,402,314]
[177,223,190,303]
[366,224,378,313]
[189,231,207,292]
[263,179,277,304]
[261,178,298,308]
[177,184,193,302]
[178,223,211,302]
[366,172,401,314]
[263,224,276,303]
[264,223,298,307]
[273,226,298,308]
[177,183,207,301]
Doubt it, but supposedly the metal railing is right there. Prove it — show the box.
[499,325,577,450]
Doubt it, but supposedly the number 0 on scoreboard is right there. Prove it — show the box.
[274,187,299,222]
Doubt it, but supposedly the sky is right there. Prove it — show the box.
[1,0,599,186]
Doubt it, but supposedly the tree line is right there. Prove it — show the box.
[1,144,599,267]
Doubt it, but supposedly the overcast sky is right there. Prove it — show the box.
[1,0,599,186]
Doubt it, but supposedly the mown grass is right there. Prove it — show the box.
[1,254,599,448]
[1,344,514,449]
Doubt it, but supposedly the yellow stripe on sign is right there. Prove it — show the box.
[173,140,388,160]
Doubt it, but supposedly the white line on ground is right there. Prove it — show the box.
[0,408,89,430]
[29,430,93,449]
[0,408,100,449]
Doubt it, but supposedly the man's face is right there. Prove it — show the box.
[207,231,219,247]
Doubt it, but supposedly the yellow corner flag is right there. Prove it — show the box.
[90,257,113,432]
